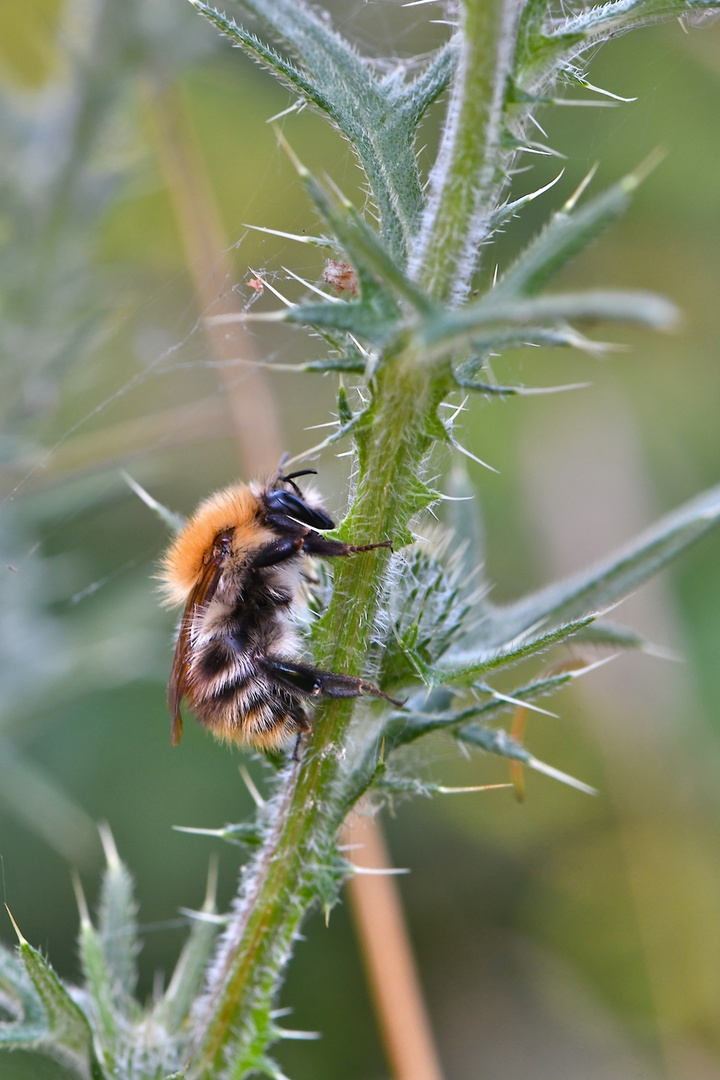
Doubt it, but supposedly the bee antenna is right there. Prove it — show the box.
[276,468,317,495]
[282,469,317,482]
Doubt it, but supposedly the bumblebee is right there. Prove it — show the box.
[160,467,398,750]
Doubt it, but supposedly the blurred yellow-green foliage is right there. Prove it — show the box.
[1,2,720,1078]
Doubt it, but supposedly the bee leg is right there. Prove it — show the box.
[249,535,305,568]
[299,533,394,558]
[250,533,392,569]
[258,657,404,709]
[291,731,306,762]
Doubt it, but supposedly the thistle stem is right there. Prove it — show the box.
[410,0,519,305]
[192,358,449,1077]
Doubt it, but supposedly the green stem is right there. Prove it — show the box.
[411,0,520,304]
[192,357,449,1077]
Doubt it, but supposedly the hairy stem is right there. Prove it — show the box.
[192,357,449,1077]
[410,0,520,304]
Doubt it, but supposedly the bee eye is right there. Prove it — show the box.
[212,530,234,559]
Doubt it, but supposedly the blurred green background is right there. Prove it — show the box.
[1,2,720,1078]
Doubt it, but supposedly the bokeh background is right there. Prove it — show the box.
[1,2,720,1078]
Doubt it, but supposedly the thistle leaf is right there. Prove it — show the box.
[571,621,652,651]
[418,289,678,364]
[6,911,103,1080]
[276,137,425,314]
[556,0,720,45]
[300,351,366,374]
[72,878,117,1070]
[158,862,220,1035]
[424,614,595,688]
[488,168,565,230]
[455,724,597,795]
[482,480,720,648]
[337,383,353,427]
[96,826,139,1005]
[379,537,475,690]
[285,300,398,348]
[191,0,450,255]
[0,938,47,1046]
[188,2,330,112]
[517,0,720,87]
[395,39,458,127]
[492,167,642,298]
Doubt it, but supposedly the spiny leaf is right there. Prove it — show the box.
[555,0,720,44]
[6,911,103,1080]
[492,166,642,298]
[517,0,720,87]
[455,724,597,795]
[276,134,422,313]
[379,537,475,690]
[394,39,458,127]
[450,324,607,384]
[571,621,650,651]
[174,819,265,847]
[383,667,571,748]
[158,862,220,1035]
[417,289,678,363]
[230,0,379,114]
[300,351,366,374]
[194,0,439,254]
[488,168,565,230]
[189,2,330,111]
[337,383,353,426]
[285,299,399,348]
[287,405,373,464]
[73,878,117,1071]
[380,689,596,793]
[514,0,563,81]
[414,614,595,688]
[0,938,47,1046]
[96,825,139,1005]
[309,845,351,915]
[482,479,720,648]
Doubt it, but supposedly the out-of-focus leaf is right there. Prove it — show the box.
[96,827,139,1007]
[0,938,48,1046]
[417,289,678,363]
[158,861,220,1035]
[481,480,720,648]
[6,913,103,1080]
[74,883,116,1073]
[492,167,641,298]
[0,0,65,88]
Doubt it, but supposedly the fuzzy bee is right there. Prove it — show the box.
[160,466,399,751]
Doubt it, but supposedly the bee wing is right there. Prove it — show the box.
[168,555,225,746]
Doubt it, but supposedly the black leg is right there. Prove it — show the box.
[292,731,306,761]
[251,529,393,567]
[249,535,305,569]
[299,532,393,558]
[258,657,404,708]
